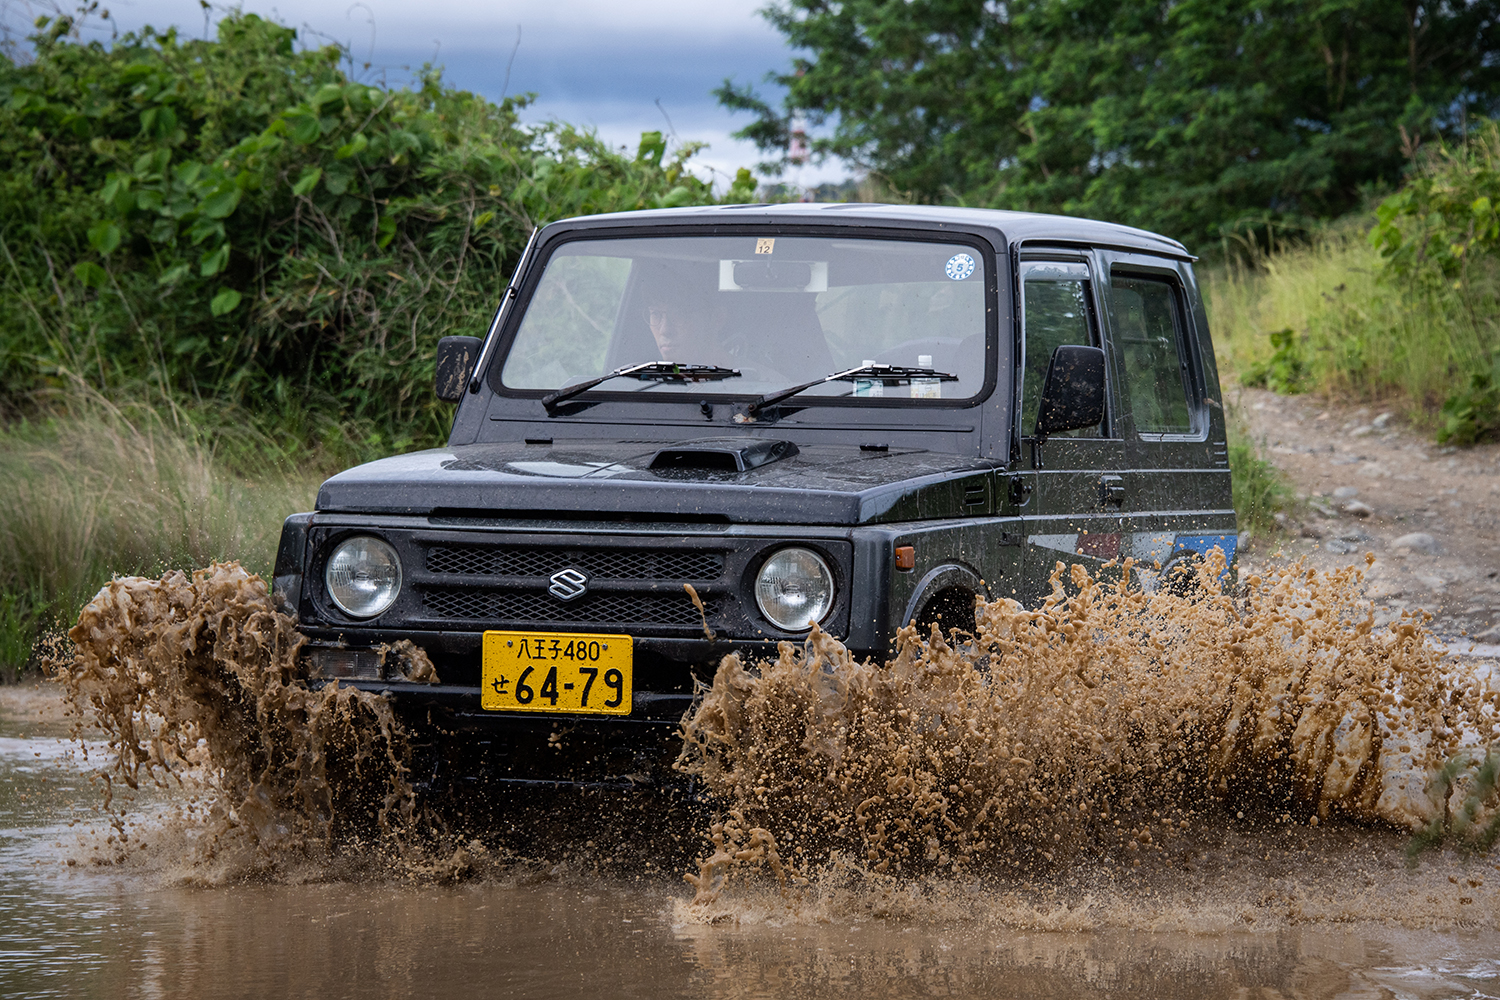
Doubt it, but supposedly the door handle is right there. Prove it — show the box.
[1008,475,1033,507]
[1100,474,1125,506]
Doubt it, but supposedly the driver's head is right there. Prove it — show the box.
[643,282,729,363]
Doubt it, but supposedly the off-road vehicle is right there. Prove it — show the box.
[271,204,1236,788]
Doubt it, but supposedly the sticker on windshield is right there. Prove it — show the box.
[755,238,775,255]
[945,253,976,281]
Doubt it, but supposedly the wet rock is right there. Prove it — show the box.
[1325,527,1372,554]
[1372,412,1392,429]
[1343,500,1374,518]
[1332,486,1360,500]
[1350,425,1375,437]
[1308,499,1337,518]
[1391,532,1439,554]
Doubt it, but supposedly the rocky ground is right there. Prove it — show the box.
[1232,385,1500,642]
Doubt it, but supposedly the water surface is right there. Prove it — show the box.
[4,698,1499,1000]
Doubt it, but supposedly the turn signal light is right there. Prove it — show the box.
[894,546,915,570]
[304,648,382,680]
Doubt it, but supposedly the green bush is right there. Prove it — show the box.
[1370,122,1500,441]
[0,12,758,674]
[1371,122,1500,290]
[1238,327,1310,394]
[0,12,754,466]
[1437,354,1500,446]
[1208,127,1500,438]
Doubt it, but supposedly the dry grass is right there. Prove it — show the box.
[0,389,318,677]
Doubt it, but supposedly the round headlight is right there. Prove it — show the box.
[325,536,402,618]
[755,547,834,632]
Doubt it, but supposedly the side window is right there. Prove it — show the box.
[1020,261,1102,438]
[1108,273,1195,435]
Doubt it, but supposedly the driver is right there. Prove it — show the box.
[644,288,732,365]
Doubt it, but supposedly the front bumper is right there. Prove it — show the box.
[301,634,812,790]
[297,628,809,689]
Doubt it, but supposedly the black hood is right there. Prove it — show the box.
[315,438,999,525]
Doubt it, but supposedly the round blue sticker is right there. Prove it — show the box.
[945,253,976,281]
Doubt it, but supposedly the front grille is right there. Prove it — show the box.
[308,527,847,639]
[426,544,723,582]
[420,587,718,629]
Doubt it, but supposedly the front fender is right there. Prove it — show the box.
[900,562,989,631]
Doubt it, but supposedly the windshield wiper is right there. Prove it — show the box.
[747,363,959,416]
[540,361,741,413]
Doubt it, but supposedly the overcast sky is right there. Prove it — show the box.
[5,0,851,189]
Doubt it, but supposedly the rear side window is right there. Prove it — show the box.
[1108,274,1194,435]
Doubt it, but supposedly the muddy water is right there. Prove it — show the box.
[6,561,1500,998]
[3,754,1500,1000]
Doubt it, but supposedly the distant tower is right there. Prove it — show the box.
[789,112,811,201]
[788,113,809,166]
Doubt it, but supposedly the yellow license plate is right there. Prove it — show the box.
[481,631,632,715]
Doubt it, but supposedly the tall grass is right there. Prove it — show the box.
[1224,403,1293,539]
[1205,229,1500,423]
[0,388,318,679]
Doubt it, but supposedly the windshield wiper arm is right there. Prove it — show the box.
[747,363,959,415]
[540,362,741,413]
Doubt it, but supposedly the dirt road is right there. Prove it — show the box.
[1233,386,1500,640]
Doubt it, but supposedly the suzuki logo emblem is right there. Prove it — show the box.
[547,567,590,602]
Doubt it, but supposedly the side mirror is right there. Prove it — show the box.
[1033,345,1105,465]
[434,336,482,402]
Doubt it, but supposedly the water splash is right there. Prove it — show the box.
[38,554,1500,916]
[48,563,433,863]
[677,552,1500,903]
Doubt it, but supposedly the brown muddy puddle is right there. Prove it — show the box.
[7,558,1500,998]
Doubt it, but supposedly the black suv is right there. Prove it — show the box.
[271,204,1236,788]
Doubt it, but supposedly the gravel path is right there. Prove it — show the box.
[1233,386,1500,640]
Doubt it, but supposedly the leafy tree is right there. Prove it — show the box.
[720,0,1500,248]
[0,13,755,460]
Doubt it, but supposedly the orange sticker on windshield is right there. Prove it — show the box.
[755,238,775,255]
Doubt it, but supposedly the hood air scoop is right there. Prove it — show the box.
[648,439,799,473]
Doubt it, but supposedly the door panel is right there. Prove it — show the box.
[1014,258,1127,605]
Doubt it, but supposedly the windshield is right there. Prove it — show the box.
[498,235,990,403]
